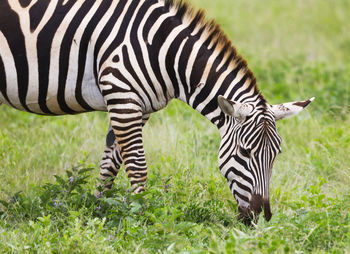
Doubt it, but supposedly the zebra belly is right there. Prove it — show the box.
[0,69,107,115]
[0,47,107,115]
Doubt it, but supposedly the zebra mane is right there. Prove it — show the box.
[164,0,267,106]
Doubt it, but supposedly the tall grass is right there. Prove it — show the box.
[0,0,349,252]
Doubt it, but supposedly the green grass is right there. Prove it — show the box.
[0,0,349,253]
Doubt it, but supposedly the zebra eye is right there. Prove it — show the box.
[239,146,251,157]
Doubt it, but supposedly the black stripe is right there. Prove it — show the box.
[0,1,31,111]
[200,70,241,116]
[19,0,31,8]
[234,180,252,194]
[0,55,14,107]
[128,172,147,179]
[230,165,254,186]
[233,79,256,101]
[110,116,141,124]
[106,98,140,107]
[122,152,141,159]
[219,131,235,160]
[198,60,248,117]
[177,33,199,100]
[188,44,210,93]
[142,6,163,42]
[109,108,141,114]
[29,0,50,32]
[37,0,76,114]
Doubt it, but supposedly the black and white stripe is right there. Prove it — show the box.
[0,0,313,221]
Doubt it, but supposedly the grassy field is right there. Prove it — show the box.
[0,0,349,253]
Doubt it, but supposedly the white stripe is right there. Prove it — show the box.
[16,4,43,113]
[174,37,188,101]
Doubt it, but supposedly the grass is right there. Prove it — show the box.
[0,0,349,253]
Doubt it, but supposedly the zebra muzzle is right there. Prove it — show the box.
[238,194,272,224]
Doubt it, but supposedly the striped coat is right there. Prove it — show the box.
[0,0,314,223]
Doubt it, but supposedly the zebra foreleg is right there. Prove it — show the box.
[106,98,149,194]
[98,113,150,193]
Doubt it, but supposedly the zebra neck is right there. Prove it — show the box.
[157,3,265,129]
[175,44,264,129]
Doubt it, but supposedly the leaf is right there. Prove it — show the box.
[78,167,95,175]
[103,198,124,207]
[54,175,67,187]
[0,200,9,208]
[65,170,73,178]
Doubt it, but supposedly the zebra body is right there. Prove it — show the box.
[0,0,314,222]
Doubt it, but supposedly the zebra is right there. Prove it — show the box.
[0,0,314,223]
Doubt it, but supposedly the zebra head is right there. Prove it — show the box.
[217,95,314,224]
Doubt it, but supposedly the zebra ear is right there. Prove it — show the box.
[270,97,315,120]
[218,96,254,119]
